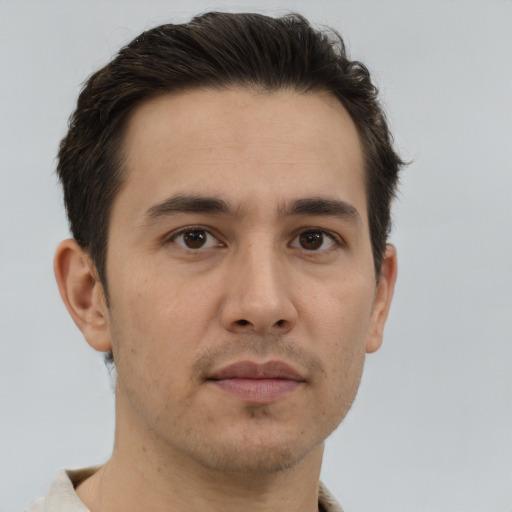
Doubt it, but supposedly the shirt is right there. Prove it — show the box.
[25,467,344,512]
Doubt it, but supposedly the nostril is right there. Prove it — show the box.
[276,319,285,327]
[236,319,250,326]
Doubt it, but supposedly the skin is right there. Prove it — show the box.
[54,87,397,512]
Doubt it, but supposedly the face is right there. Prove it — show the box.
[101,87,394,474]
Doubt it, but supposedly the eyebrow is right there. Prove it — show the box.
[143,194,234,223]
[281,197,362,224]
[142,194,361,225]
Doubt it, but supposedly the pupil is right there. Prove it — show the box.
[184,230,206,248]
[300,231,323,250]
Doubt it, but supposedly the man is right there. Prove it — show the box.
[28,11,402,512]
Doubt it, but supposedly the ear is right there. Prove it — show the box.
[54,239,112,353]
[365,244,398,354]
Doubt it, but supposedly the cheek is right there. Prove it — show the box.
[107,266,222,377]
[112,263,211,327]
[108,278,201,422]
[301,271,375,343]
[300,274,374,389]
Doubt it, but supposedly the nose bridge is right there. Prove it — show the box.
[221,234,297,334]
[242,238,282,301]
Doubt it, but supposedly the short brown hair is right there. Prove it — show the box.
[58,11,404,287]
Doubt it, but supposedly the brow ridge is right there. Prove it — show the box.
[142,194,361,225]
[281,197,361,224]
[143,194,233,223]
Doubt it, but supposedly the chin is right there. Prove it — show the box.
[193,440,319,475]
[175,417,335,475]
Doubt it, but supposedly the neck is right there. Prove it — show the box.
[78,446,324,512]
[77,393,324,512]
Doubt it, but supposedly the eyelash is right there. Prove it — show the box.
[289,228,342,252]
[167,225,225,250]
[166,226,343,252]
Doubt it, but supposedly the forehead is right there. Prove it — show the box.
[117,87,366,222]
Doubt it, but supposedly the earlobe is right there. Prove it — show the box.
[366,244,398,354]
[53,239,112,353]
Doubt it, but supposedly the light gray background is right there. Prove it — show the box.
[1,1,511,511]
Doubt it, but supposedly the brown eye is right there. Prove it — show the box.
[183,230,207,248]
[172,229,220,250]
[299,231,324,250]
[291,230,338,252]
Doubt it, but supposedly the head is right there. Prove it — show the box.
[54,12,402,476]
[57,11,402,291]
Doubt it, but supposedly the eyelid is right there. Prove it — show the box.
[289,228,345,251]
[164,225,345,251]
[166,225,225,248]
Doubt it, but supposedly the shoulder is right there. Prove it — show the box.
[24,467,100,512]
[318,481,345,512]
[24,497,44,512]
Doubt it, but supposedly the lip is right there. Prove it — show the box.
[208,360,305,404]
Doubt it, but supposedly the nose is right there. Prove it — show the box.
[220,243,298,335]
